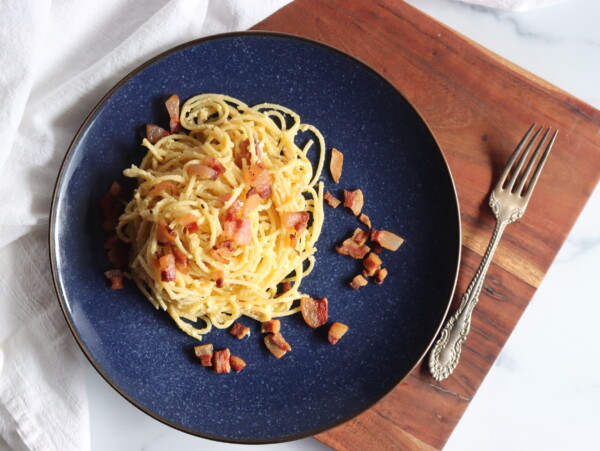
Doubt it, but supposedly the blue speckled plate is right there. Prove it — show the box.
[50,32,460,443]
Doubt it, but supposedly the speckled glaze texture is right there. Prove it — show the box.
[50,33,460,443]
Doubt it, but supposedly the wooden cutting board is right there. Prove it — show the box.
[254,1,600,449]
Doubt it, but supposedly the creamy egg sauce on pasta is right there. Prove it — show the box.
[116,94,325,340]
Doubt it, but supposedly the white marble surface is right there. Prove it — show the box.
[84,0,600,449]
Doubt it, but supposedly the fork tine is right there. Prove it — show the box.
[504,125,544,192]
[514,127,551,195]
[496,123,537,190]
[522,129,558,199]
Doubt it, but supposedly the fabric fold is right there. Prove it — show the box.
[0,0,292,449]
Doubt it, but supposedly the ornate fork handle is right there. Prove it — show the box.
[428,216,509,381]
[428,124,557,381]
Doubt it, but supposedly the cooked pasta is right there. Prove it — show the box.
[116,94,325,340]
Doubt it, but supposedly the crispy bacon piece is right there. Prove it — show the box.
[343,189,364,216]
[156,221,177,244]
[104,269,123,289]
[235,139,250,168]
[371,242,383,254]
[194,343,213,366]
[222,197,243,239]
[242,188,261,216]
[236,137,262,167]
[203,156,226,176]
[349,274,368,290]
[359,213,371,228]
[165,94,181,133]
[108,181,122,197]
[226,197,243,218]
[336,237,370,259]
[187,164,218,180]
[178,212,199,233]
[300,297,328,328]
[185,222,199,233]
[158,253,176,282]
[210,247,231,264]
[99,185,123,231]
[210,270,224,287]
[230,355,246,373]
[149,181,179,197]
[278,281,292,297]
[374,268,388,285]
[229,323,251,339]
[371,229,404,251]
[264,334,287,358]
[270,332,292,351]
[363,252,382,277]
[282,211,310,233]
[104,233,128,268]
[261,320,281,334]
[213,349,231,373]
[352,228,369,246]
[145,124,170,143]
[245,164,272,198]
[323,191,341,208]
[328,322,349,345]
[330,148,344,183]
[172,247,189,274]
[232,218,252,246]
[99,191,117,218]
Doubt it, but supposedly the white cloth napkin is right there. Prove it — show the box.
[458,0,566,11]
[0,0,290,450]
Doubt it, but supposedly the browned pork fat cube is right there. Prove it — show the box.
[279,281,292,297]
[301,297,328,328]
[283,211,310,232]
[363,252,382,277]
[359,213,371,228]
[330,148,344,183]
[187,164,219,180]
[193,344,213,366]
[374,268,388,285]
[213,349,231,373]
[165,94,181,133]
[242,188,261,215]
[324,191,341,208]
[230,355,246,373]
[261,320,281,334]
[371,229,404,251]
[145,124,170,143]
[229,323,251,339]
[349,274,368,290]
[336,238,370,259]
[328,322,349,345]
[270,332,292,351]
[343,189,364,216]
[352,228,369,246]
[246,163,272,198]
[104,269,123,289]
[264,334,287,358]
[108,181,122,197]
[156,220,177,244]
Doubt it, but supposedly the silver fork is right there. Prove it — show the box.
[429,124,558,381]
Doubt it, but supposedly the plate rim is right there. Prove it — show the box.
[49,30,462,444]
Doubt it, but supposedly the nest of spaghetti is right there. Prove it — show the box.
[116,94,325,340]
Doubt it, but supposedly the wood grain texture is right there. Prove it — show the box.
[253,1,600,449]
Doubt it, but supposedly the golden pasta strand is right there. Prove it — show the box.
[118,94,326,340]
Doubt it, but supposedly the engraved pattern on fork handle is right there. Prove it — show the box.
[429,216,509,381]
